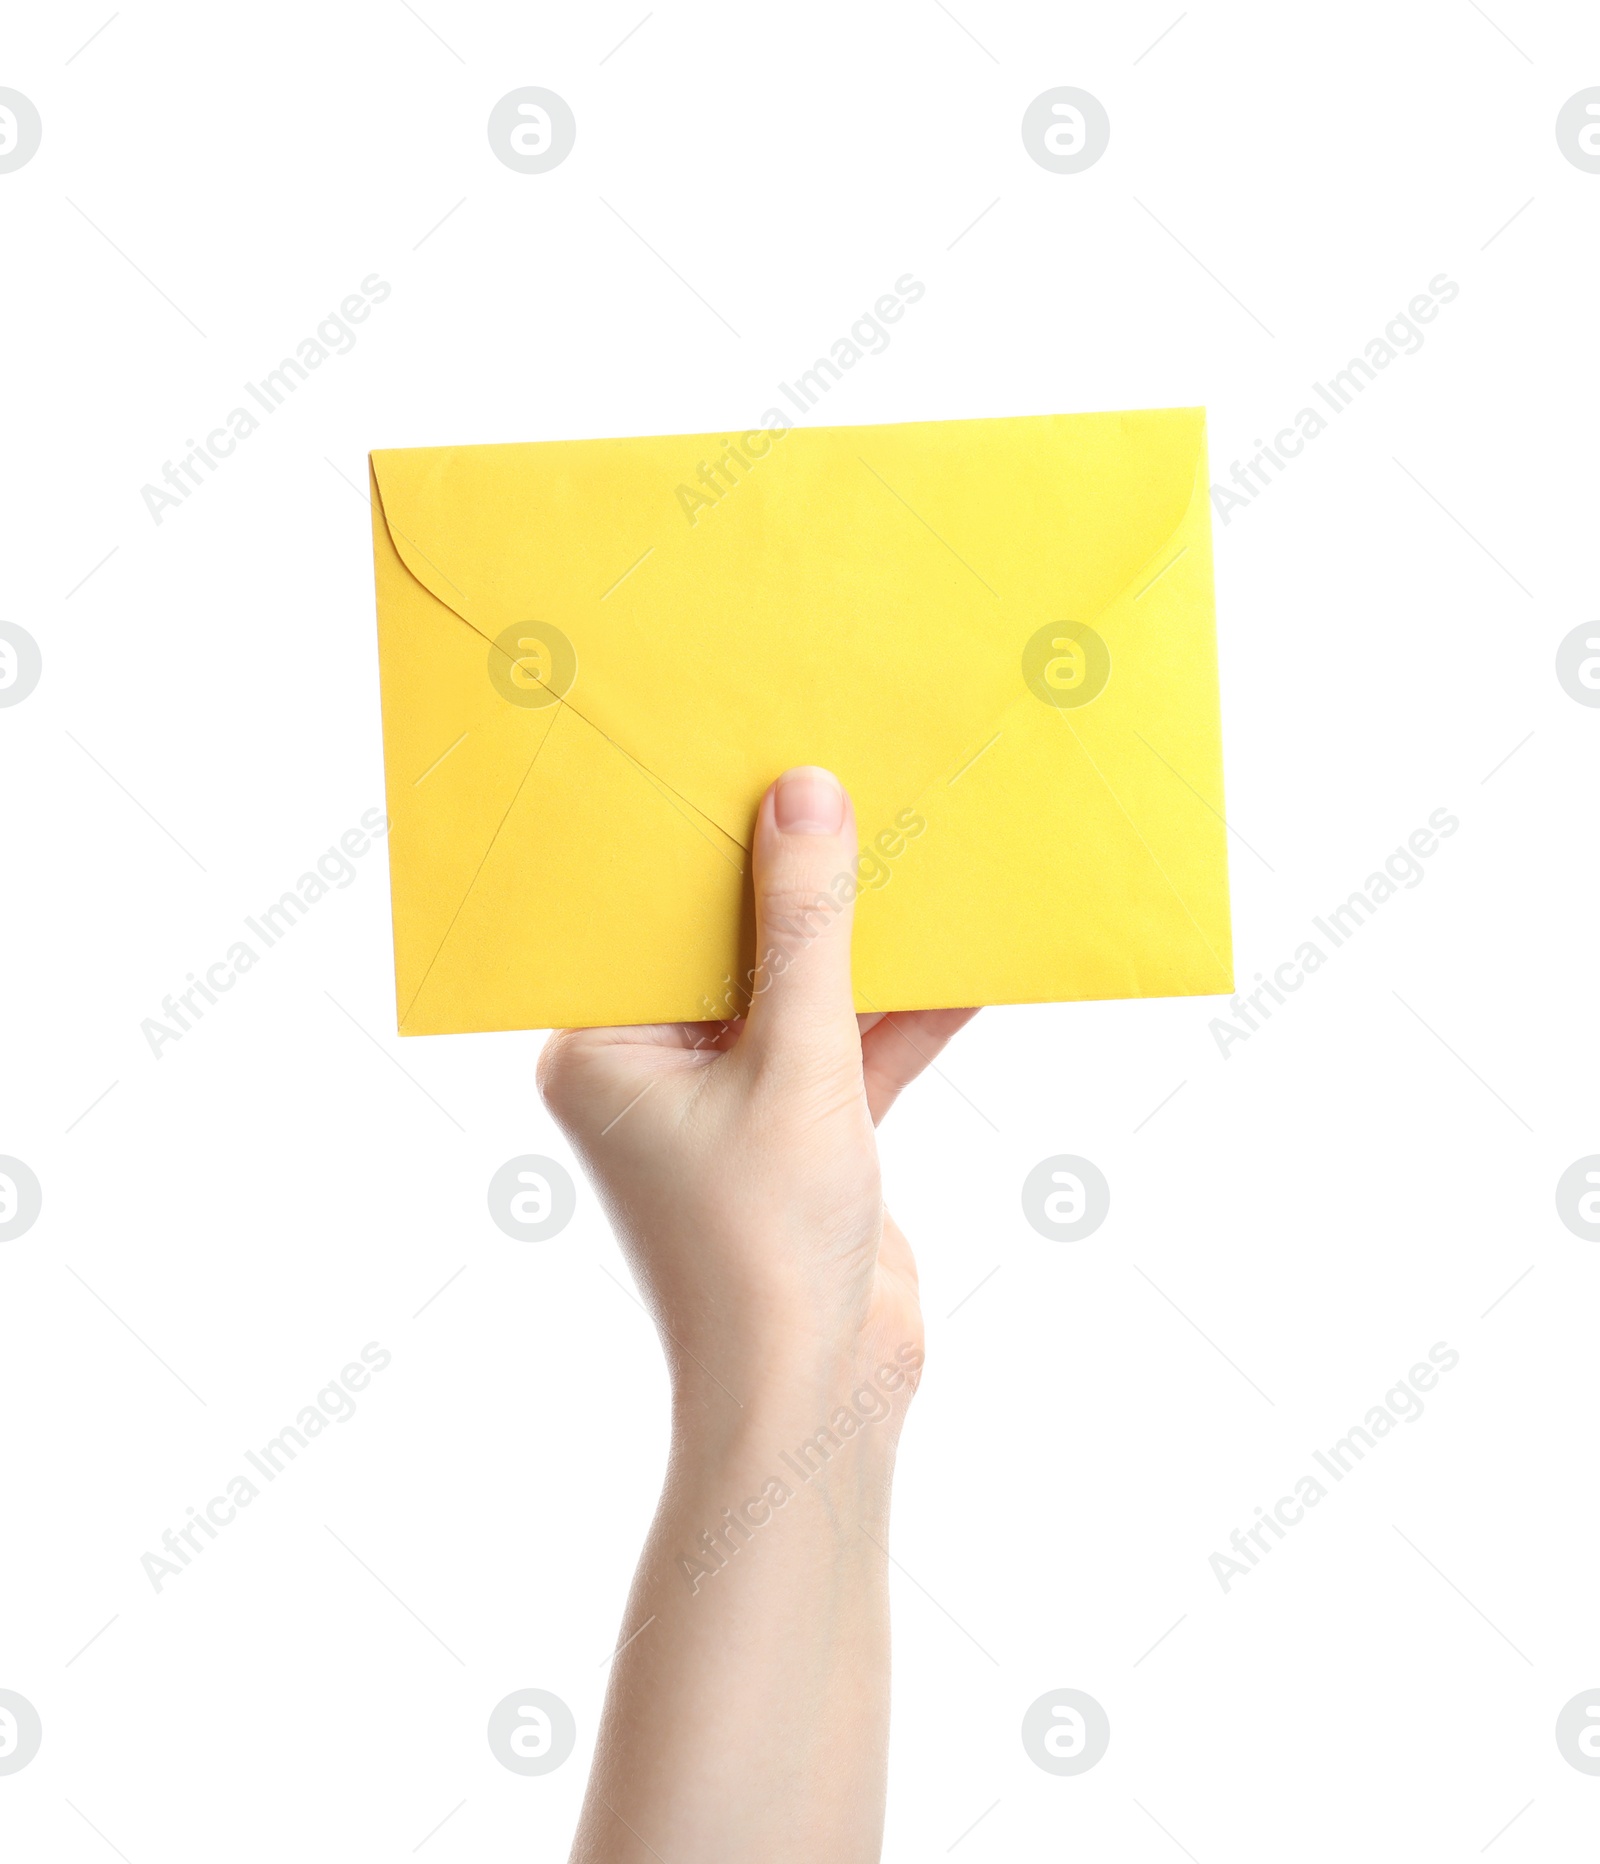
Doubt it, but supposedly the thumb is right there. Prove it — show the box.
[742,766,859,1057]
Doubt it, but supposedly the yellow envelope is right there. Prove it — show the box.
[369,408,1231,1034]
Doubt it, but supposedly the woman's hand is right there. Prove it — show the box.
[538,764,975,1420]
[539,766,976,1864]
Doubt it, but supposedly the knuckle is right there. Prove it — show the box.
[757,877,848,948]
[535,1032,578,1115]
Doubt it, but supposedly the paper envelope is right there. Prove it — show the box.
[369,407,1232,1034]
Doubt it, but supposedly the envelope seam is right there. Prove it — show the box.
[597,734,749,874]
[900,444,1213,809]
[398,704,566,1030]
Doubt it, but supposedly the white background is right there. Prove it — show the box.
[2,2,1597,1858]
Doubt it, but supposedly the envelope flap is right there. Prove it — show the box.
[370,409,1206,848]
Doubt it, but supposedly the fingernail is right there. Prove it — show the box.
[773,766,845,836]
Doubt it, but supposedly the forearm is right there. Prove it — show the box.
[569,1357,914,1863]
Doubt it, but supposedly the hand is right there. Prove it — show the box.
[542,765,977,1864]
[538,765,976,1420]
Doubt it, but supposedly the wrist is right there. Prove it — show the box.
[659,1371,907,1600]
[669,1339,923,1476]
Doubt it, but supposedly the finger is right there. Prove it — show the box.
[538,1018,736,1146]
[740,766,860,1061]
[556,1019,744,1053]
[537,1017,738,1107]
[861,1007,979,1123]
